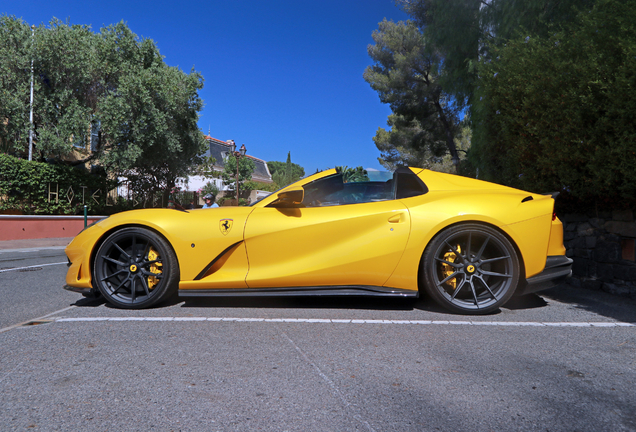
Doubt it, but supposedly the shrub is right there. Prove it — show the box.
[472,0,636,211]
[0,154,116,214]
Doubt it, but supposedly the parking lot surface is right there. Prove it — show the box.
[1,247,635,431]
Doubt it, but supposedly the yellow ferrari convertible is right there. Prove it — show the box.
[64,167,572,314]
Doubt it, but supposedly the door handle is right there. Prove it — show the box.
[388,213,404,223]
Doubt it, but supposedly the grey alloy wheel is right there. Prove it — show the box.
[422,224,520,314]
[94,227,178,309]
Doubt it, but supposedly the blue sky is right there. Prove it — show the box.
[4,0,410,174]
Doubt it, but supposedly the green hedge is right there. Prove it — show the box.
[472,0,636,212]
[0,154,117,215]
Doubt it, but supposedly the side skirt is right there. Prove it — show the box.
[178,285,418,298]
[517,255,573,295]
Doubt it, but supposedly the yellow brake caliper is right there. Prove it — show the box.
[147,247,162,290]
[441,245,461,291]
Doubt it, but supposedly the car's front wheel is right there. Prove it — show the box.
[93,227,179,309]
[422,223,520,314]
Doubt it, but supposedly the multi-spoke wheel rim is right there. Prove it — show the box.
[96,232,165,305]
[431,230,515,311]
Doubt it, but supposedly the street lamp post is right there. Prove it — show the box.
[229,141,247,205]
[28,24,35,161]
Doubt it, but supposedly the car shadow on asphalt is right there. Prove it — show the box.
[71,297,106,307]
[539,283,636,323]
[70,292,550,315]
[70,293,183,309]
[179,295,522,315]
[503,293,549,310]
[71,285,636,323]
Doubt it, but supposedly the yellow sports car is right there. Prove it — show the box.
[64,167,572,314]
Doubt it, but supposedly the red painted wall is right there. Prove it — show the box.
[0,216,105,241]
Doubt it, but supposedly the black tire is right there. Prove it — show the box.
[422,223,520,314]
[93,227,179,309]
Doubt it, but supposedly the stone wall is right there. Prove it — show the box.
[563,210,636,299]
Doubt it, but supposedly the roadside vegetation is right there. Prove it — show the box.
[0,153,118,214]
[367,0,636,211]
[2,1,634,214]
[0,16,206,212]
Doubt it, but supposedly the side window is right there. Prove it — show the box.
[395,169,428,199]
[302,173,395,207]
[270,169,424,208]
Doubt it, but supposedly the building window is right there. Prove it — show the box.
[91,121,100,152]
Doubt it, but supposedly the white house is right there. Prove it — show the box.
[178,136,274,203]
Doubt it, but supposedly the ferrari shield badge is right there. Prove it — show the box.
[219,218,233,236]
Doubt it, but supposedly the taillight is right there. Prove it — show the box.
[552,212,557,221]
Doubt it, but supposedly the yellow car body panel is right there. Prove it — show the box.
[244,201,410,288]
[547,216,567,256]
[65,207,254,289]
[382,170,557,289]
[65,223,106,288]
[64,166,570,312]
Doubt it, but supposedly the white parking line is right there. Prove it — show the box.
[53,317,636,327]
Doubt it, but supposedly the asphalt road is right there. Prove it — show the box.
[1,247,635,431]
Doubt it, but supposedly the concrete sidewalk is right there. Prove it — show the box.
[0,237,73,250]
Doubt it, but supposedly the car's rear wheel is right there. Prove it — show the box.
[94,227,179,309]
[422,224,520,314]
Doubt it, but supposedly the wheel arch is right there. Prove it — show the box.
[89,223,180,284]
[415,220,527,294]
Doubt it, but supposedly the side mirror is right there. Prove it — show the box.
[277,189,304,205]
[267,186,305,208]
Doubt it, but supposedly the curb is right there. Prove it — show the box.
[0,237,74,251]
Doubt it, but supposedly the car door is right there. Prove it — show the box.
[243,172,411,288]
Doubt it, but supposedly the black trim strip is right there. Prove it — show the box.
[517,255,573,295]
[179,285,418,298]
[194,241,243,281]
[541,191,560,199]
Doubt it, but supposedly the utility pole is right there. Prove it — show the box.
[229,141,247,205]
[28,24,35,161]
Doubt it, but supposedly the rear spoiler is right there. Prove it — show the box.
[522,191,559,203]
[542,192,560,199]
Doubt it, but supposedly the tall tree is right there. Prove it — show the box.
[97,26,206,199]
[364,19,461,169]
[31,19,100,158]
[268,152,304,188]
[335,166,369,183]
[473,0,636,207]
[0,16,32,154]
[398,0,593,109]
[0,16,206,200]
[374,113,470,173]
[373,114,445,170]
[221,153,255,200]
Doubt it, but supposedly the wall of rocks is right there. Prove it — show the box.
[562,210,636,299]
